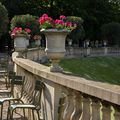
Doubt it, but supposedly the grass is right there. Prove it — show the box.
[59,56,120,85]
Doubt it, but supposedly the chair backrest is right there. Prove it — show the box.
[8,71,16,81]
[7,71,16,94]
[31,80,45,110]
[10,75,25,98]
[0,55,9,72]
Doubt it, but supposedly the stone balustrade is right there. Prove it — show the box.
[12,52,120,120]
[66,47,120,57]
[21,47,120,61]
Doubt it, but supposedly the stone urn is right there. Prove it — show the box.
[41,29,70,72]
[34,35,41,47]
[14,34,29,51]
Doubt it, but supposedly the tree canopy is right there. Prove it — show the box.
[1,0,120,42]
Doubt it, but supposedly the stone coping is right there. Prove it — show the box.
[13,52,120,105]
[27,47,45,51]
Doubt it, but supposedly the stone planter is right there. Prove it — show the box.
[35,39,41,47]
[41,29,70,72]
[26,38,29,47]
[14,34,29,51]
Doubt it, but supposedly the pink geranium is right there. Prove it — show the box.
[39,14,53,25]
[55,19,64,25]
[39,13,77,30]
[11,27,31,38]
[24,28,31,33]
[60,15,66,20]
[42,14,48,18]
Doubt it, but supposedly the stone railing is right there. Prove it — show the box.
[24,47,46,61]
[66,47,120,57]
[22,47,120,61]
[12,52,120,120]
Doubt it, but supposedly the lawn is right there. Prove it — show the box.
[59,56,120,85]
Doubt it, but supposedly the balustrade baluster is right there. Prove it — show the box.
[70,91,82,120]
[113,105,120,120]
[91,97,101,120]
[101,101,111,120]
[63,89,74,120]
[58,93,66,120]
[80,94,91,120]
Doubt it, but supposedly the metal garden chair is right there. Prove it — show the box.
[0,75,25,120]
[7,80,45,120]
[0,71,16,97]
[0,55,10,89]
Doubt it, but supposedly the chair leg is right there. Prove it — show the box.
[37,110,40,120]
[7,107,10,120]
[11,109,14,120]
[7,108,14,120]
[23,108,25,119]
[5,76,8,89]
[0,104,3,120]
[7,77,10,88]
[32,109,35,120]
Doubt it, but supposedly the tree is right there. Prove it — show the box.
[0,2,8,37]
[1,0,120,42]
[101,22,120,46]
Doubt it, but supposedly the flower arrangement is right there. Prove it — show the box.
[10,27,31,38]
[10,14,40,38]
[65,16,83,28]
[39,14,77,30]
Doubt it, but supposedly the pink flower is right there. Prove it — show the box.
[42,14,48,18]
[24,28,31,33]
[60,15,66,20]
[11,27,22,34]
[74,23,77,27]
[39,13,77,30]
[55,19,64,25]
[11,27,31,38]
[39,15,53,25]
[17,27,22,31]
[65,22,72,27]
[39,17,45,24]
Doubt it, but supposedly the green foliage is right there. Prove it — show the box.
[19,0,49,16]
[10,14,40,35]
[0,2,8,37]
[41,21,53,29]
[1,0,120,42]
[65,16,84,27]
[101,22,120,46]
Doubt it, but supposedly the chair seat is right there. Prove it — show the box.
[10,104,36,109]
[0,70,7,76]
[0,70,7,73]
[0,89,10,93]
[0,97,20,103]
[0,89,11,97]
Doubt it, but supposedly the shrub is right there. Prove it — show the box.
[0,2,9,37]
[101,22,120,47]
